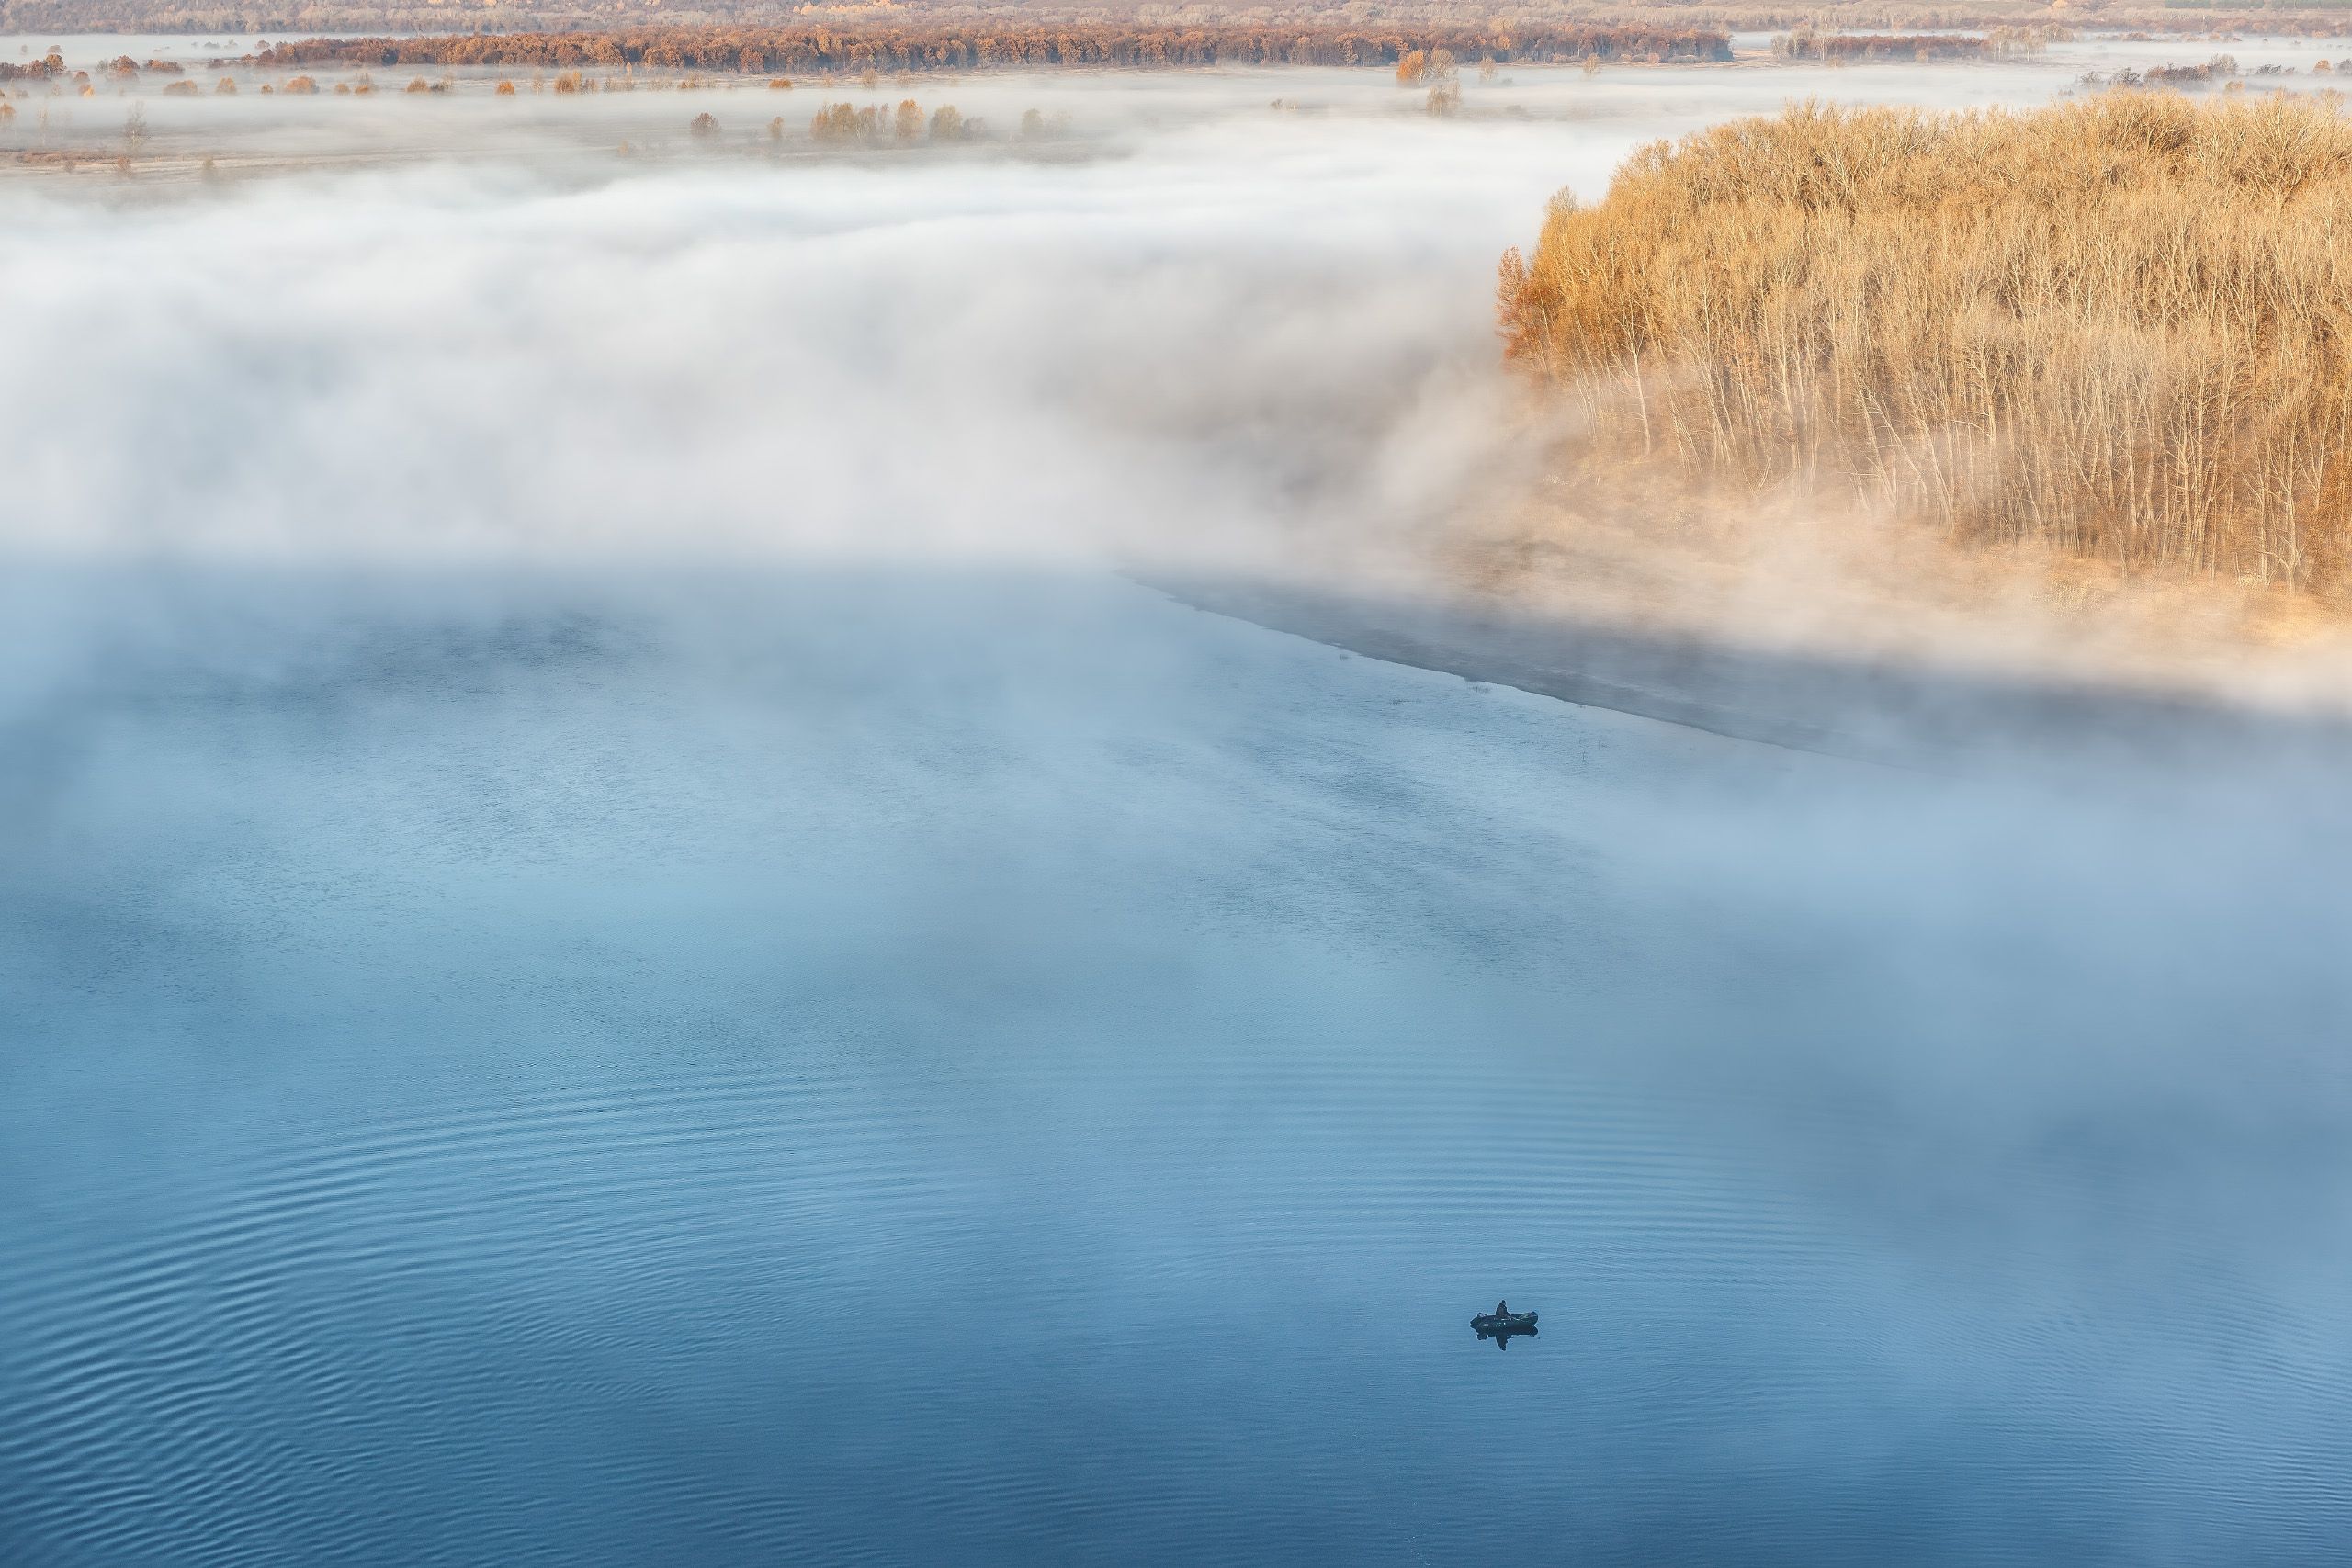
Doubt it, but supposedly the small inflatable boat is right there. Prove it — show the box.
[1471,1300,1538,1343]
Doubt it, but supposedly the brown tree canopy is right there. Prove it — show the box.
[246,22,1729,77]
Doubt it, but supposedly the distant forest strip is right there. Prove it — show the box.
[15,0,2352,42]
[1636,1,2352,34]
[1498,95,2352,595]
[1769,28,2061,61]
[243,22,1731,74]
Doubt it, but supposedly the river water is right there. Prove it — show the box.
[6,567,2351,1564]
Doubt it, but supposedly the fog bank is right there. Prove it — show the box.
[10,44,2352,716]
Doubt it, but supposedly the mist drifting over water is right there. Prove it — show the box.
[6,46,2352,1566]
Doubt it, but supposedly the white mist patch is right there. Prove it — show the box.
[1,123,1557,569]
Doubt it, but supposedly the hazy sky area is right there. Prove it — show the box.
[6,38,2352,1567]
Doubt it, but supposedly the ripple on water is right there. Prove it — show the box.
[8,581,2352,1564]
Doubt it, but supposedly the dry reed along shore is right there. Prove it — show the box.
[1498,93,2352,600]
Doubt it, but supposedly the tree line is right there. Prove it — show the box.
[13,0,2352,43]
[247,22,1730,76]
[1769,26,2063,62]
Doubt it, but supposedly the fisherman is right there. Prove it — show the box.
[1494,1300,1509,1318]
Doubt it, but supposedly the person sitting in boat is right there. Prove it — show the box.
[1494,1300,1510,1318]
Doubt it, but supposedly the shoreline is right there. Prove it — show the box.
[1148,571,2352,773]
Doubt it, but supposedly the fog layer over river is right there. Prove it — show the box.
[6,54,2352,1566]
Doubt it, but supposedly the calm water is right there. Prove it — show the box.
[6,569,2352,1565]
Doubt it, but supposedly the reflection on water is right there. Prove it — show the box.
[6,570,2351,1565]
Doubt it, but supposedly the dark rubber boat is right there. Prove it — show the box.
[1471,1300,1538,1347]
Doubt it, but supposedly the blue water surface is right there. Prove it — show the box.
[6,568,2350,1565]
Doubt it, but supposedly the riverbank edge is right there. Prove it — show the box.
[1145,571,2352,773]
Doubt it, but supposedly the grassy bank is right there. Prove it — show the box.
[1498,94,2352,595]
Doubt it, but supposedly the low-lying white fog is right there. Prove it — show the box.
[10,38,2346,564]
[7,44,2352,1567]
[14,35,2351,186]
